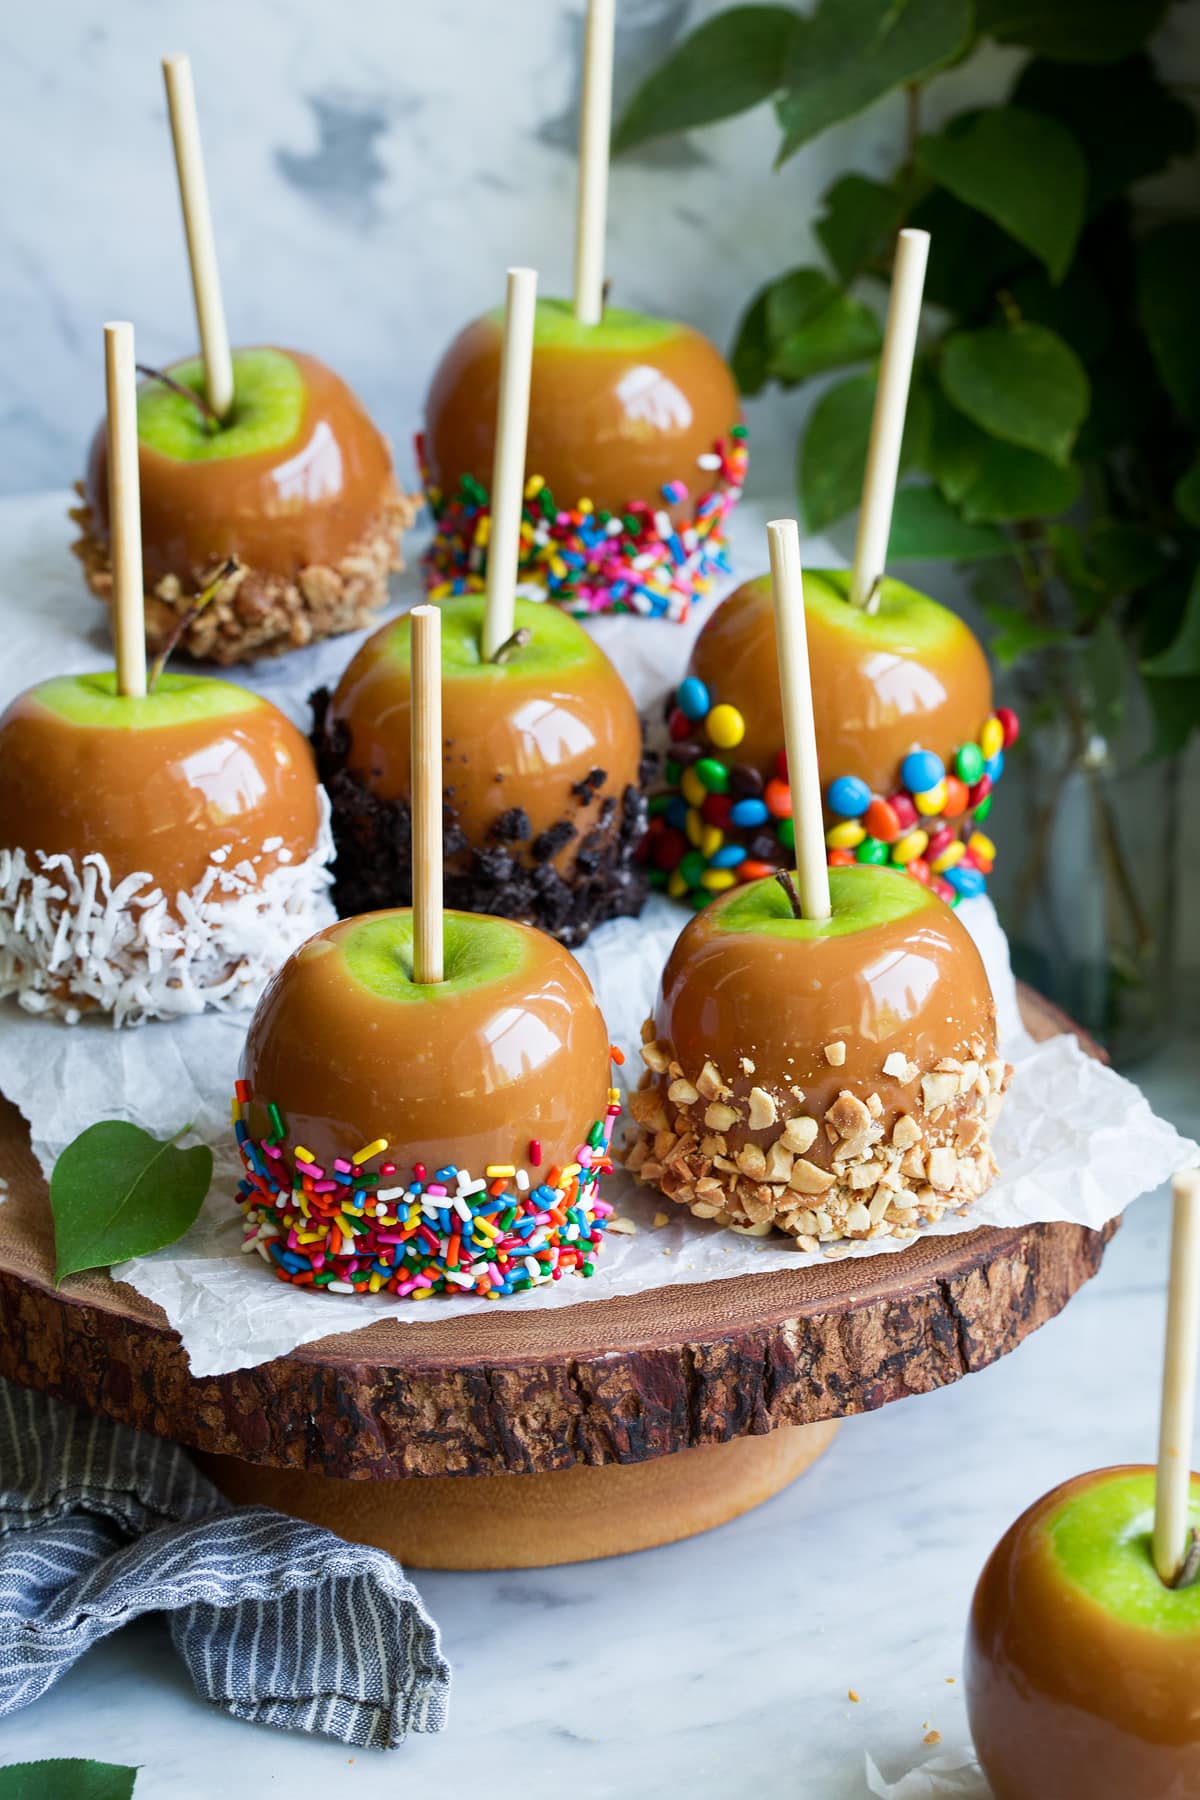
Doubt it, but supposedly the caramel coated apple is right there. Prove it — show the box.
[966,1467,1200,1799]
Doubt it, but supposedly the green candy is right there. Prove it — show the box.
[648,793,672,816]
[777,817,795,850]
[647,867,669,889]
[956,742,984,783]
[664,759,681,785]
[975,794,992,821]
[695,757,730,794]
[855,837,889,865]
[689,890,713,910]
[679,850,707,887]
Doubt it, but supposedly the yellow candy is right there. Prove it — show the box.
[892,829,929,865]
[681,767,706,809]
[668,869,688,900]
[914,781,947,816]
[826,820,866,850]
[705,703,746,750]
[685,807,705,848]
[981,716,1004,760]
[968,831,997,862]
[700,868,737,892]
[524,473,546,499]
[699,823,723,859]
[931,840,965,873]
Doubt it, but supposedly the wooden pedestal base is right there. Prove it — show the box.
[199,1422,839,1569]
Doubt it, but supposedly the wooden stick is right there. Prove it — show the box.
[1154,1167,1200,1585]
[573,0,615,326]
[766,519,830,922]
[410,605,444,986]
[483,266,538,661]
[848,228,930,611]
[104,323,147,700]
[162,53,234,421]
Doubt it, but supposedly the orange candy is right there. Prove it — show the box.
[942,775,970,818]
[863,796,901,843]
[764,778,792,819]
[739,859,777,882]
[827,848,855,867]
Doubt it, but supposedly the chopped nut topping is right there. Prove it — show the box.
[829,1091,872,1138]
[735,1143,768,1181]
[607,1217,638,1235]
[866,1091,883,1117]
[640,1040,669,1073]
[704,1101,740,1131]
[883,1051,917,1082]
[696,1060,724,1100]
[789,1158,837,1195]
[928,1147,959,1190]
[845,1201,871,1233]
[958,1060,981,1094]
[640,1018,656,1044]
[747,1086,778,1130]
[765,1140,795,1184]
[667,1077,699,1106]
[824,1041,847,1066]
[892,1114,922,1150]
[781,1116,820,1154]
[900,1145,927,1180]
[921,1070,960,1111]
[739,1055,756,1075]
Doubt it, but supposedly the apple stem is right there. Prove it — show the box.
[146,557,239,691]
[1169,1527,1200,1590]
[774,869,805,919]
[136,362,222,433]
[488,626,532,665]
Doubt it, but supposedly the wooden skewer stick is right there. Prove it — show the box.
[848,228,930,612]
[483,266,538,662]
[104,323,147,700]
[766,519,830,922]
[573,0,615,326]
[1154,1167,1200,1585]
[410,606,444,986]
[162,53,234,421]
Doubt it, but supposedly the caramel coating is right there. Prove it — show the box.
[327,597,643,874]
[242,910,611,1175]
[0,679,320,898]
[966,1468,1200,1799]
[84,350,396,585]
[687,570,993,794]
[424,305,740,515]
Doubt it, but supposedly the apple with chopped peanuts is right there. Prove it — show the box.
[624,864,1011,1246]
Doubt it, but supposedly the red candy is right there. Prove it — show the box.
[764,778,792,819]
[931,876,955,904]
[968,774,992,808]
[907,857,931,885]
[942,775,969,818]
[926,826,955,862]
[889,792,918,830]
[702,793,733,828]
[653,827,687,871]
[863,797,900,843]
[774,748,789,781]
[668,707,692,743]
[996,706,1020,747]
[827,848,855,867]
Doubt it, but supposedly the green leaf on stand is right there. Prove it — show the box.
[909,184,1033,321]
[1175,459,1200,528]
[1013,54,1196,213]
[1082,614,1128,739]
[612,5,797,153]
[976,0,1169,64]
[1003,265,1112,367]
[730,288,772,396]
[978,595,1070,668]
[1143,566,1200,679]
[1138,222,1200,428]
[918,107,1087,282]
[940,323,1090,463]
[814,174,905,283]
[775,0,971,163]
[764,267,882,383]
[51,1120,213,1284]
[929,393,1081,521]
[887,485,1011,561]
[799,366,931,532]
[0,1762,137,1800]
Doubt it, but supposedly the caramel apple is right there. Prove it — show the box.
[966,1467,1200,1798]
[647,570,1018,908]
[72,348,417,664]
[628,865,1010,1242]
[0,670,332,1025]
[313,593,649,945]
[419,298,746,621]
[233,908,622,1297]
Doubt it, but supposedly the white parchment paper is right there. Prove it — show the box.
[865,1750,987,1797]
[0,493,1195,1377]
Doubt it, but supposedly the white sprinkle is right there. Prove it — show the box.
[327,1280,356,1294]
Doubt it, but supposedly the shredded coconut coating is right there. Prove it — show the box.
[0,795,335,1028]
[70,483,420,666]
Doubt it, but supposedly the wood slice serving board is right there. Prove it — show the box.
[0,988,1113,1567]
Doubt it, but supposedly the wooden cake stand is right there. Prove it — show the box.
[0,989,1112,1568]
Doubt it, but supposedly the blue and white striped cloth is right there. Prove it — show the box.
[0,1379,450,1748]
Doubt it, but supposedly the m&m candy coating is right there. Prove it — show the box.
[730,797,769,828]
[705,703,745,749]
[677,677,710,721]
[826,774,871,818]
[901,749,945,795]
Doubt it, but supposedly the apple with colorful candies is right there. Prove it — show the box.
[73,348,416,664]
[233,907,622,1299]
[628,864,1010,1243]
[313,593,648,946]
[646,569,1018,908]
[419,298,747,623]
[0,670,332,1025]
[966,1466,1200,1798]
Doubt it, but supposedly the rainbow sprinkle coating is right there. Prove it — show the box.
[643,679,1020,910]
[417,427,748,622]
[232,1068,622,1300]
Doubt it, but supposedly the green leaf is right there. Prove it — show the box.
[814,175,904,283]
[1175,459,1200,528]
[1087,521,1169,596]
[799,367,930,533]
[1013,54,1196,212]
[51,1121,213,1283]
[1004,266,1112,367]
[730,288,771,396]
[918,107,1087,282]
[775,0,971,162]
[764,267,882,382]
[910,185,1032,319]
[976,0,1168,63]
[1144,675,1200,757]
[612,6,796,154]
[978,596,1070,667]
[887,485,1011,561]
[1143,566,1200,679]
[0,1762,137,1800]
[929,394,1080,521]
[1138,222,1200,428]
[940,323,1090,463]
[1082,614,1127,738]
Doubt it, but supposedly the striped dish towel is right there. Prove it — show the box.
[0,1380,449,1748]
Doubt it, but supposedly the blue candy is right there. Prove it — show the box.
[711,843,747,869]
[984,751,1005,781]
[826,775,871,818]
[730,797,769,828]
[946,865,986,898]
[676,676,711,721]
[665,796,688,831]
[901,748,945,795]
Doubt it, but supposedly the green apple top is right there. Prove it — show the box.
[0,670,320,896]
[424,297,740,513]
[241,907,611,1174]
[83,348,396,585]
